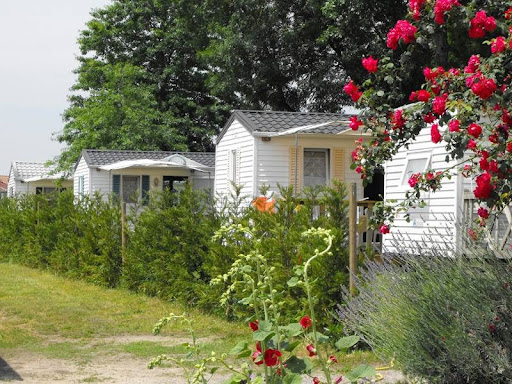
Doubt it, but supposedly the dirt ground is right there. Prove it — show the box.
[0,335,406,384]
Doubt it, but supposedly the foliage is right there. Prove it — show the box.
[340,248,512,384]
[152,228,374,384]
[56,0,230,171]
[0,182,352,322]
[0,191,122,287]
[346,1,512,232]
[209,183,351,323]
[122,185,221,308]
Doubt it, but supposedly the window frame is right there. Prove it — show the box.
[303,148,330,187]
[400,150,432,190]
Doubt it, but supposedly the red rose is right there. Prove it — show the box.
[263,348,282,366]
[300,315,312,329]
[507,142,512,152]
[448,119,460,132]
[491,36,506,54]
[249,320,259,331]
[434,0,461,25]
[431,123,442,143]
[387,20,417,49]
[432,94,448,115]
[464,55,480,73]
[392,109,406,130]
[362,56,378,73]
[471,77,497,99]
[468,123,482,138]
[473,172,493,199]
[343,80,363,102]
[506,7,512,19]
[349,116,363,131]
[417,90,431,102]
[379,224,390,234]
[408,173,421,187]
[409,0,426,20]
[469,10,496,38]
[423,113,436,123]
[467,139,477,150]
[478,207,489,219]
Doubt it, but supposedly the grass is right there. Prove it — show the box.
[0,262,248,355]
[0,262,382,378]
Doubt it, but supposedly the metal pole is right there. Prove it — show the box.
[294,132,298,196]
[349,183,357,296]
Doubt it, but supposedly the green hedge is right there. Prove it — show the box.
[0,183,352,322]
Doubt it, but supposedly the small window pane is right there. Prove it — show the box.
[122,176,140,203]
[402,158,428,185]
[304,149,328,187]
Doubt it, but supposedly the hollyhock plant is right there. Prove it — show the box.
[300,315,312,329]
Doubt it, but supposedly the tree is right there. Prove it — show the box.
[346,1,512,233]
[56,0,230,171]
[202,0,407,112]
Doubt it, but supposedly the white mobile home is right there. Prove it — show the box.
[73,150,215,201]
[214,110,377,202]
[382,124,491,255]
[7,162,72,197]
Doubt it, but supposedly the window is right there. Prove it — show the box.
[230,149,237,183]
[163,176,188,191]
[303,149,329,187]
[122,175,140,203]
[36,187,56,194]
[401,152,431,186]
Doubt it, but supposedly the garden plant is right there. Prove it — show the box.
[150,220,375,384]
[345,1,512,234]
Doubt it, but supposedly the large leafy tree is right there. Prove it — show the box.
[56,0,229,170]
[202,0,407,112]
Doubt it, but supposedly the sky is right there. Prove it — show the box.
[0,0,111,175]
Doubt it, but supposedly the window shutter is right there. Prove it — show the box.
[112,174,121,196]
[289,146,303,194]
[80,176,85,195]
[332,148,345,182]
[141,175,150,204]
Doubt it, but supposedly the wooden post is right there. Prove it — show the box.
[349,183,357,296]
[121,201,127,265]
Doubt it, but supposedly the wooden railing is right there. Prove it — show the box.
[356,200,382,255]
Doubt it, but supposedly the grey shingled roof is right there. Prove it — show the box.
[11,162,57,180]
[217,110,352,144]
[81,150,215,168]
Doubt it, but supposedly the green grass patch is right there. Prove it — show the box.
[0,263,247,355]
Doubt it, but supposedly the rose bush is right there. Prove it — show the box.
[345,1,512,232]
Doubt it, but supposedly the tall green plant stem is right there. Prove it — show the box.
[304,234,333,384]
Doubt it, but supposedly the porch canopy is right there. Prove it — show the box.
[22,173,69,183]
[98,154,212,173]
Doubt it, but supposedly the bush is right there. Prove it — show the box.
[340,248,512,383]
[122,185,221,308]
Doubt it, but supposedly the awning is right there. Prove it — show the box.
[98,158,211,172]
[22,174,70,183]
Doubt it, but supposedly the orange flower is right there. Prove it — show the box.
[252,196,275,213]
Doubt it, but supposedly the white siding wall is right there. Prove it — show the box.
[88,167,211,201]
[214,118,255,201]
[7,167,15,197]
[255,134,365,199]
[383,125,459,254]
[74,157,90,199]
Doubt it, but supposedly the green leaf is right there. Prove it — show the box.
[285,355,313,374]
[308,331,329,343]
[346,364,376,382]
[283,373,303,384]
[253,330,275,341]
[282,323,303,337]
[287,276,299,287]
[335,335,360,351]
[229,341,249,356]
[258,320,273,331]
[284,340,301,352]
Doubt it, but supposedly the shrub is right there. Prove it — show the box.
[122,185,221,308]
[340,247,512,384]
